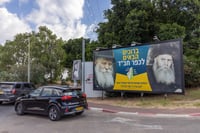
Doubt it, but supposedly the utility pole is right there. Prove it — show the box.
[28,38,30,82]
[82,38,85,92]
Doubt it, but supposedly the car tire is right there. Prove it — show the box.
[48,106,61,121]
[0,101,2,104]
[16,102,24,115]
[76,111,84,115]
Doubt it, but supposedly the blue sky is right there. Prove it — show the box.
[0,0,111,44]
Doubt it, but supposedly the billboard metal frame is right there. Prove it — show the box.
[93,39,184,94]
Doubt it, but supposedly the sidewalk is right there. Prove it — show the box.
[88,102,200,117]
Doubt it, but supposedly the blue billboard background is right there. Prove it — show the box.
[93,39,184,94]
[113,45,149,76]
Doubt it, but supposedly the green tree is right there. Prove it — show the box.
[85,40,100,61]
[31,26,66,83]
[0,26,66,84]
[62,38,99,82]
[62,38,84,68]
[0,33,30,81]
[96,0,200,87]
[62,38,98,67]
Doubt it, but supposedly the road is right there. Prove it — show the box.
[1,103,200,133]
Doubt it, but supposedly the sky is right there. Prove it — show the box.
[0,0,111,45]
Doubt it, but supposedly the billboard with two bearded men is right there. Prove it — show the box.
[93,39,184,94]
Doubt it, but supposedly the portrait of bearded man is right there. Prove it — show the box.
[146,43,182,93]
[152,54,175,85]
[94,53,115,90]
[72,60,81,80]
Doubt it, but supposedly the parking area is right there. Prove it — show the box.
[2,103,200,133]
[0,103,88,133]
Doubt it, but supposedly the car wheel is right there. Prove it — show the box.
[48,106,61,121]
[76,111,84,115]
[16,102,24,115]
[0,101,2,104]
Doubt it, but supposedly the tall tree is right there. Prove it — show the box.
[96,0,200,87]
[32,26,66,83]
[0,33,30,81]
[0,26,66,83]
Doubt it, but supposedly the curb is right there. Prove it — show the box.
[89,107,200,118]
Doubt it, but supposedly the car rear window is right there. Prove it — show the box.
[63,89,82,96]
[0,84,14,89]
[15,84,21,89]
[24,83,35,89]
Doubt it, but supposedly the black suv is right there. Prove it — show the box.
[15,85,88,121]
[0,82,36,104]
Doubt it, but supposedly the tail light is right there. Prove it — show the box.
[61,95,72,101]
[11,89,16,94]
[65,108,69,112]
[82,93,87,98]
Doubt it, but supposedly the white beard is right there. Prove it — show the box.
[153,64,175,85]
[73,70,79,78]
[95,64,114,88]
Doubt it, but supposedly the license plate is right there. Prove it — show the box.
[76,106,83,111]
[0,91,3,94]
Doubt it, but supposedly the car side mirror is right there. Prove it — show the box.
[26,94,31,98]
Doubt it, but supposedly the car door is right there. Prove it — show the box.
[24,87,43,113]
[36,87,53,113]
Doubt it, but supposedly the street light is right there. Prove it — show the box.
[131,41,141,46]
[153,35,160,41]
[112,44,121,48]
[95,47,107,51]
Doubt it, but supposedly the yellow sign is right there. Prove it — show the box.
[113,73,152,91]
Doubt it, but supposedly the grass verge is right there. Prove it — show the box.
[87,87,200,109]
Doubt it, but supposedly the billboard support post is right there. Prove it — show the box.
[73,80,77,87]
[120,91,125,99]
[164,93,168,99]
[140,92,144,101]
[101,89,104,100]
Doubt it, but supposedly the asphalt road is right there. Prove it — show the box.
[1,103,200,133]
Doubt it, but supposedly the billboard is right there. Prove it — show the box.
[72,60,81,80]
[93,39,184,94]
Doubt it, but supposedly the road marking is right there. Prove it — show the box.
[108,117,135,123]
[107,117,163,130]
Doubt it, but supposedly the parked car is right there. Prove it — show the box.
[14,85,88,121]
[0,82,36,104]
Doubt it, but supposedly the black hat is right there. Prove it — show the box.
[151,44,177,58]
[94,50,114,59]
[146,42,179,65]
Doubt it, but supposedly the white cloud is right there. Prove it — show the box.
[0,8,31,44]
[26,0,86,40]
[85,23,98,40]
[0,0,94,45]
[0,0,10,5]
